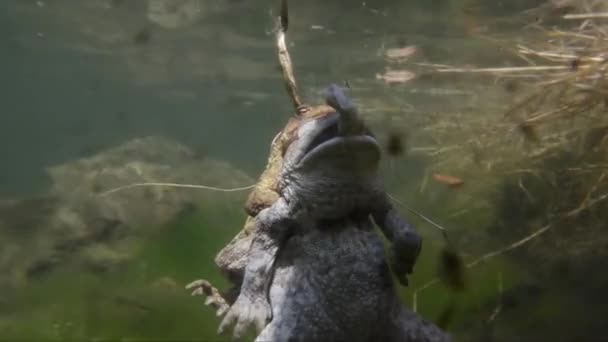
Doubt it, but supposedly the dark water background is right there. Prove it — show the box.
[1,0,604,341]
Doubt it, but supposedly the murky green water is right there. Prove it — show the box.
[1,0,607,341]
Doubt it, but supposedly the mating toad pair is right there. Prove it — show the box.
[188,84,449,342]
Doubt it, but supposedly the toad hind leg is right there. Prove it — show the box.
[218,197,298,340]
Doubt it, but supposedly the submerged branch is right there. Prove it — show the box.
[465,224,552,268]
[275,0,303,111]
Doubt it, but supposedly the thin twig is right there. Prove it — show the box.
[517,44,606,62]
[564,13,608,20]
[466,224,551,268]
[389,194,450,242]
[100,182,256,196]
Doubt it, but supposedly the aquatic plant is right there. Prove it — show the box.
[404,1,608,339]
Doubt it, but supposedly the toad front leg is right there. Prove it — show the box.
[371,194,422,286]
[218,197,295,340]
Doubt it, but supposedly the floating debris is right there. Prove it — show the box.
[385,131,407,157]
[432,173,464,188]
[568,58,581,71]
[133,29,152,45]
[385,46,417,62]
[517,122,540,144]
[502,80,520,94]
[375,70,416,84]
[438,247,466,291]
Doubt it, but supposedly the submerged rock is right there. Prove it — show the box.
[0,136,252,290]
[46,135,252,229]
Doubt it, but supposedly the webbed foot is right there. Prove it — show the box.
[218,293,271,340]
[185,279,230,317]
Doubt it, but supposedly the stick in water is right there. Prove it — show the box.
[275,0,302,111]
[100,184,442,240]
[100,182,256,196]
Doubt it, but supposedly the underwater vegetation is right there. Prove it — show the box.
[0,204,244,341]
[404,1,608,340]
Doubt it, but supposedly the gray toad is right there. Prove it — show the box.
[218,84,427,341]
